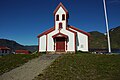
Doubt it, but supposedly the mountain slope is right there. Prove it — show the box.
[24,45,38,52]
[89,31,107,49]
[89,26,120,49]
[110,26,120,49]
[0,39,38,52]
[0,39,25,51]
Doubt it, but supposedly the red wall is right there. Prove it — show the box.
[15,50,30,54]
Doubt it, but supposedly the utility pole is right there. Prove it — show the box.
[103,0,111,53]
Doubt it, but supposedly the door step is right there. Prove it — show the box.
[46,52,67,54]
[55,52,67,54]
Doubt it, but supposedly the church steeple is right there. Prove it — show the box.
[54,2,69,30]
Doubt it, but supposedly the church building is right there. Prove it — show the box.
[37,3,90,53]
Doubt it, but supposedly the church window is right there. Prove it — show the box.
[62,14,65,20]
[56,15,59,21]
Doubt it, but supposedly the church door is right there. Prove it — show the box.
[56,37,65,52]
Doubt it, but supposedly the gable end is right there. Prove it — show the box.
[53,2,68,15]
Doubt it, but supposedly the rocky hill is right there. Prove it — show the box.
[89,26,120,49]
[89,31,107,49]
[0,39,37,52]
[24,45,38,52]
[110,26,120,49]
[0,39,25,51]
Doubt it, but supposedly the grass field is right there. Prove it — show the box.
[0,54,39,75]
[34,53,120,80]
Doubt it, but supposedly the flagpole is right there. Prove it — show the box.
[103,0,111,53]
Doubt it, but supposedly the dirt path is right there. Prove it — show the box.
[0,54,61,80]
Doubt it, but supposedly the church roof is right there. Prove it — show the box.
[37,25,90,38]
[69,26,90,36]
[37,27,55,38]
[53,2,68,15]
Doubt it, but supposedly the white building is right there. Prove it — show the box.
[37,3,90,53]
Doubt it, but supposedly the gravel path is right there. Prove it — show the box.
[0,54,61,80]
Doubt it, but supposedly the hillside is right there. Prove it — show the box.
[89,26,120,49]
[89,31,107,49]
[0,39,38,52]
[24,45,38,52]
[110,26,120,49]
[0,39,25,51]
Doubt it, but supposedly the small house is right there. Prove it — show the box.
[0,46,11,55]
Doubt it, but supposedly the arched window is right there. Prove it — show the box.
[56,15,59,21]
[59,23,62,29]
[62,14,65,20]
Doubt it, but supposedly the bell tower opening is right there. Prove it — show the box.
[56,14,59,21]
[62,14,65,20]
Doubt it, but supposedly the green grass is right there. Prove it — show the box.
[0,54,39,75]
[34,53,120,80]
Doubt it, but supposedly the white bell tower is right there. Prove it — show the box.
[53,2,69,30]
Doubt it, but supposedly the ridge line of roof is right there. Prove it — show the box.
[69,26,90,36]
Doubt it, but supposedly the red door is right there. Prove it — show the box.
[56,38,65,52]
